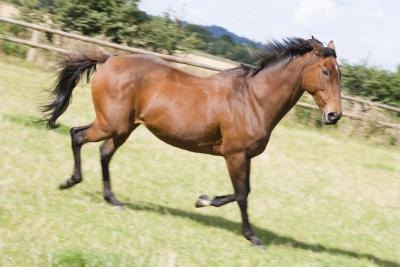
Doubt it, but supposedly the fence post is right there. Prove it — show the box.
[26,29,39,61]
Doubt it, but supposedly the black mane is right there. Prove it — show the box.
[237,37,336,76]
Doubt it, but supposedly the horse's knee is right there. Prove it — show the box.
[115,125,131,137]
[70,127,78,136]
[100,142,114,163]
[235,192,248,201]
[70,127,87,146]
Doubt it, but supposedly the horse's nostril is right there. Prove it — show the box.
[327,112,337,122]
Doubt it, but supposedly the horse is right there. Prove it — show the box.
[42,37,342,246]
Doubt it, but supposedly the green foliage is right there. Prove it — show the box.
[207,37,233,56]
[179,23,258,63]
[52,0,144,44]
[6,0,255,58]
[138,16,196,54]
[0,41,28,57]
[205,38,255,64]
[11,0,144,44]
[0,23,28,58]
[11,0,55,23]
[184,24,257,64]
[293,106,324,128]
[54,0,110,35]
[184,24,214,45]
[181,33,207,51]
[341,63,400,107]
[0,16,30,38]
[227,45,253,63]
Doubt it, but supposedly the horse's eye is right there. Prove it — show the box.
[322,69,329,76]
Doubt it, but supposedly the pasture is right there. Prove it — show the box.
[0,56,399,266]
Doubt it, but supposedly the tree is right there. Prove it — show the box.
[53,0,145,44]
[341,63,400,107]
[207,38,234,56]
[11,0,56,23]
[228,45,253,64]
[184,24,214,48]
[220,34,234,44]
[138,16,200,54]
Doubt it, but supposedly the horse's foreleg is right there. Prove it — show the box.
[194,153,246,208]
[195,152,262,246]
[225,153,261,246]
[59,123,110,189]
[195,194,236,207]
[100,131,133,206]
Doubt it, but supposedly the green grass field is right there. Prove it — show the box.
[0,56,399,266]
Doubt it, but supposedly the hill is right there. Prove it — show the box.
[203,25,263,47]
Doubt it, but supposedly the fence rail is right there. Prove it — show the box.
[340,94,400,113]
[296,102,400,130]
[1,16,399,130]
[0,34,68,54]
[0,17,226,71]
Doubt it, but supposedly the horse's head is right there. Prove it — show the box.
[301,40,342,125]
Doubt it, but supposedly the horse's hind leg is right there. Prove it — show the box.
[59,122,111,189]
[100,127,136,206]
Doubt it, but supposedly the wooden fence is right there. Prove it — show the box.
[0,16,399,130]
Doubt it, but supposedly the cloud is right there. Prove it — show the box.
[294,0,338,30]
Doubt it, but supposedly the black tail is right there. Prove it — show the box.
[41,51,110,129]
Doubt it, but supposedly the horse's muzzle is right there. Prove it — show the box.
[324,112,341,125]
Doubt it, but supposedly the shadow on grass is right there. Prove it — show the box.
[117,200,398,267]
[3,113,70,135]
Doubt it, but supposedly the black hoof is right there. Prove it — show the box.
[104,195,124,207]
[59,176,81,190]
[243,231,264,247]
[195,194,211,208]
[249,236,264,248]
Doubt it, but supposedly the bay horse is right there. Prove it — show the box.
[42,37,342,246]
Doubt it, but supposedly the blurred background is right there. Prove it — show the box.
[0,1,399,266]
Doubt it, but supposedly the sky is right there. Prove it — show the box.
[139,0,399,71]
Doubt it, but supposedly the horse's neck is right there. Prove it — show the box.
[248,54,315,129]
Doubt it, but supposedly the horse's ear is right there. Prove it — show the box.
[327,40,335,51]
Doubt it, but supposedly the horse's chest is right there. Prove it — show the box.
[247,135,270,157]
[221,126,270,157]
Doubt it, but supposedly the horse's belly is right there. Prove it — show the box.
[142,121,222,155]
[134,87,222,154]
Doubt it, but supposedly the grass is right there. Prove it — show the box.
[0,56,399,266]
